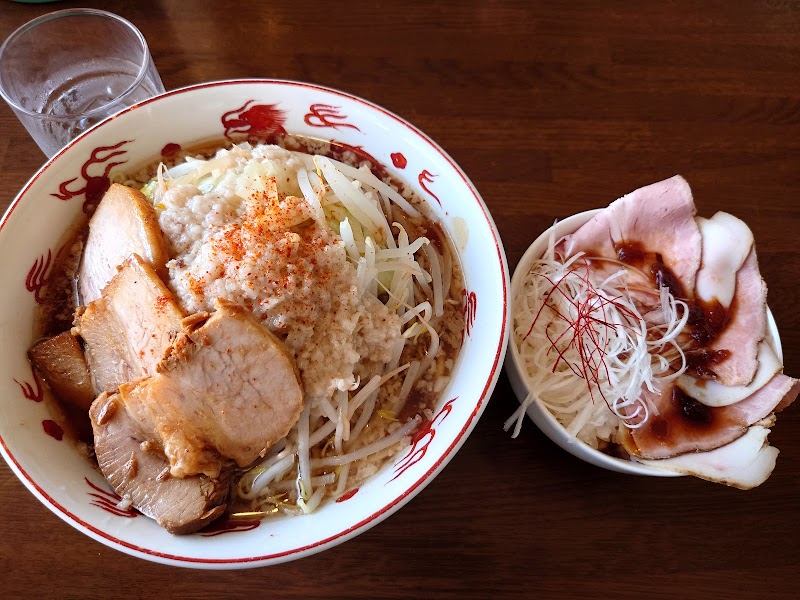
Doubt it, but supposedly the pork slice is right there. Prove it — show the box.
[707,249,767,386]
[119,298,304,478]
[694,212,754,308]
[677,340,782,407]
[622,373,799,460]
[76,254,184,394]
[78,184,169,305]
[29,331,94,412]
[558,175,702,296]
[637,425,779,490]
[89,391,230,535]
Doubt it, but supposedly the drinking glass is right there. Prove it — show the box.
[0,9,165,157]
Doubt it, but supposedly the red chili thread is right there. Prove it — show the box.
[524,259,640,410]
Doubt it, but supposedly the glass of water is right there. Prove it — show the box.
[0,9,165,157]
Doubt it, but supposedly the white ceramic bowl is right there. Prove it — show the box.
[0,80,510,568]
[505,209,781,476]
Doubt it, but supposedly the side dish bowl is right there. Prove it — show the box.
[505,209,782,477]
[0,80,510,568]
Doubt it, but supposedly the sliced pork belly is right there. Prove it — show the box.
[119,299,304,478]
[677,340,782,407]
[90,392,230,534]
[694,212,753,308]
[29,331,95,412]
[622,373,799,460]
[76,254,184,394]
[560,177,768,388]
[637,425,779,489]
[558,175,702,296]
[705,249,767,386]
[78,184,169,305]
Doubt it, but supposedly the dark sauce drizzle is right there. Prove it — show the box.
[645,387,727,446]
[614,240,732,380]
[613,239,738,439]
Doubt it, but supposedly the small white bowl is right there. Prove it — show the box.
[505,209,784,477]
[0,80,510,567]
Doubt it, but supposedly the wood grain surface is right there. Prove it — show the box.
[1,1,798,598]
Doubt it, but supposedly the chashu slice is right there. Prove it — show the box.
[705,249,767,386]
[637,425,779,490]
[694,212,754,309]
[29,331,95,412]
[685,214,766,386]
[621,374,800,460]
[557,175,702,297]
[90,391,230,534]
[677,340,782,407]
[119,298,304,479]
[76,254,184,394]
[78,184,169,305]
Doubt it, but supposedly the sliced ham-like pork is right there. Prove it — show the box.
[78,184,169,305]
[622,373,799,460]
[677,340,782,407]
[558,175,702,296]
[637,425,779,490]
[119,299,304,478]
[557,177,766,387]
[90,391,230,534]
[694,212,753,308]
[705,249,767,386]
[76,254,185,394]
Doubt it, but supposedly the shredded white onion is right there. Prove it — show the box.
[506,243,689,448]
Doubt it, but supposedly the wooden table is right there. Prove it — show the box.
[1,1,798,598]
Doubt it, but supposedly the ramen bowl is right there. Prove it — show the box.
[505,210,782,477]
[0,80,509,568]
